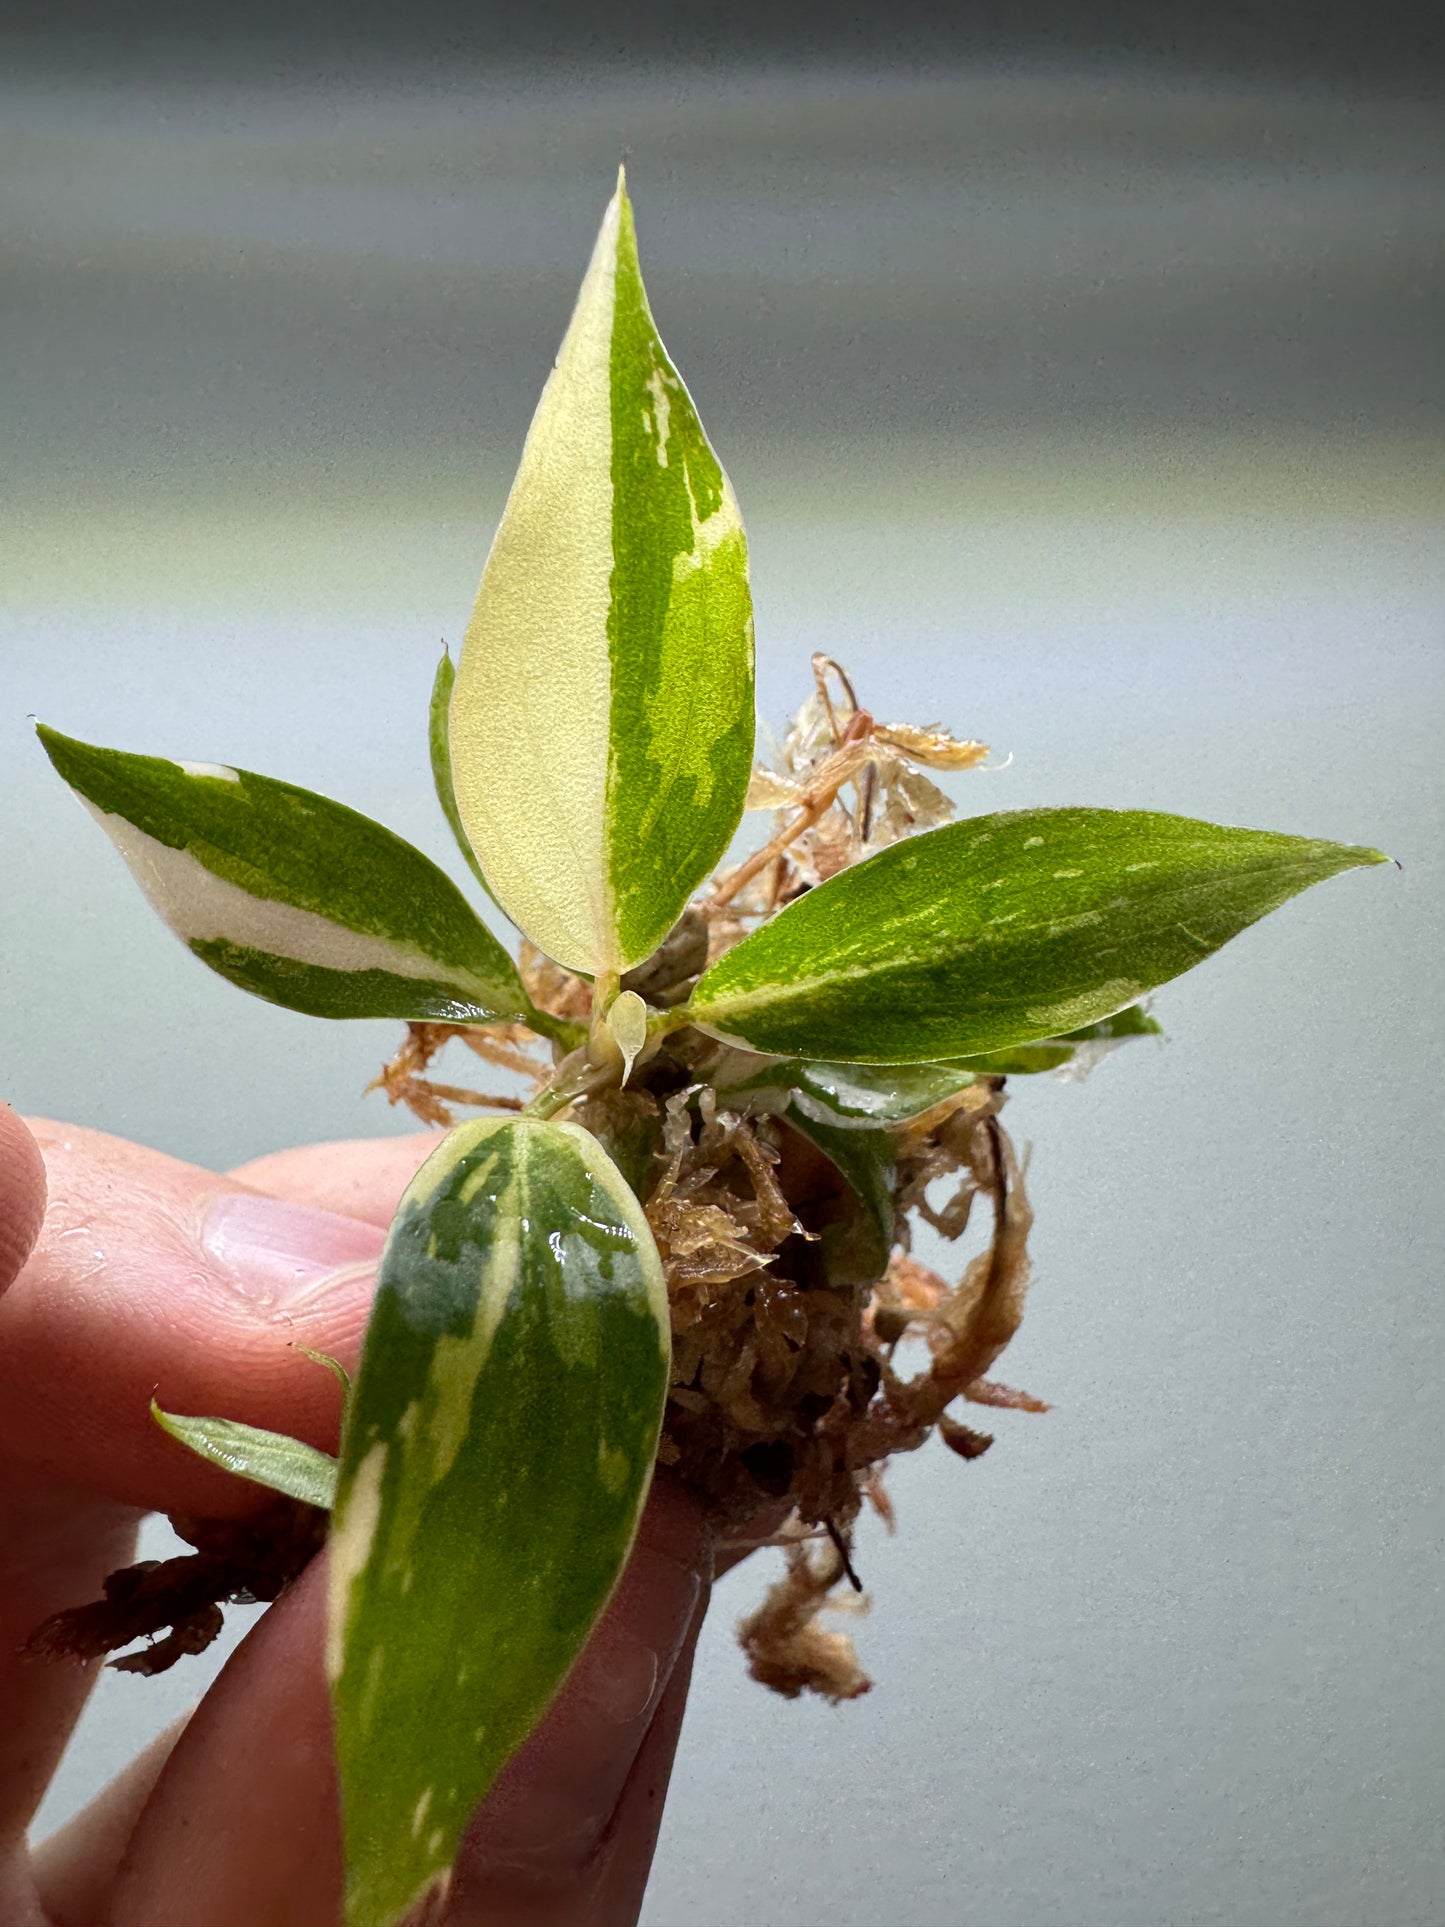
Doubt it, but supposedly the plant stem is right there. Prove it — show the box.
[523,1046,614,1119]
[524,1005,588,1052]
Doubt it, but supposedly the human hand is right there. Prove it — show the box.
[0,1104,713,1927]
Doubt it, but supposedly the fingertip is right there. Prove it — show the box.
[0,1103,47,1296]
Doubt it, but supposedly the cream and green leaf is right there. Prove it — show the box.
[327,1118,671,1927]
[448,171,755,978]
[688,808,1388,1064]
[715,1053,977,1125]
[38,726,536,1026]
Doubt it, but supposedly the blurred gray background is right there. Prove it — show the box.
[3,6,1442,1923]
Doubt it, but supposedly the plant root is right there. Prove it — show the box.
[369,1021,547,1127]
[723,1106,1037,1700]
[23,1501,325,1676]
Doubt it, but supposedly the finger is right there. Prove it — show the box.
[0,1855,46,1927]
[107,1479,711,1927]
[0,1103,47,1296]
[105,1552,339,1927]
[229,1132,446,1228]
[0,1122,389,1842]
[1,1122,389,1517]
[0,1472,140,1841]
[552,1588,706,1927]
[441,1477,709,1925]
[30,1713,191,1927]
[443,1584,708,1927]
[714,1503,792,1580]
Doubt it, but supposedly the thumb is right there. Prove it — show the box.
[0,1104,46,1296]
[442,1476,711,1926]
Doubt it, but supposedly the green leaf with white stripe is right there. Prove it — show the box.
[38,726,536,1026]
[151,1402,338,1511]
[327,1117,671,1927]
[450,171,755,977]
[688,808,1388,1064]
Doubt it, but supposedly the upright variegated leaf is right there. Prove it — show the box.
[38,726,537,1026]
[449,171,755,976]
[688,808,1387,1063]
[327,1118,670,1927]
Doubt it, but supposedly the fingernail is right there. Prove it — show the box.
[476,1542,704,1880]
[201,1191,386,1309]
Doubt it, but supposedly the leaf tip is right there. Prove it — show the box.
[1322,838,1393,877]
[291,1342,353,1396]
[34,719,67,766]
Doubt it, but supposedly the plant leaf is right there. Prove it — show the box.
[782,1110,896,1287]
[716,1011,1158,1139]
[720,1054,981,1126]
[449,170,755,977]
[327,1117,670,1927]
[947,1005,1163,1075]
[427,647,496,903]
[605,989,649,1083]
[38,726,535,1025]
[151,1402,338,1510]
[688,808,1388,1064]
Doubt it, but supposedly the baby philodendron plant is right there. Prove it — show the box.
[32,172,1387,1927]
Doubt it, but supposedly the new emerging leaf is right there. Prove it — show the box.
[151,1403,339,1511]
[449,170,755,976]
[38,726,535,1025]
[327,1117,671,1927]
[688,807,1387,1063]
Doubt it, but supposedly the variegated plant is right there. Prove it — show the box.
[36,173,1387,1927]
